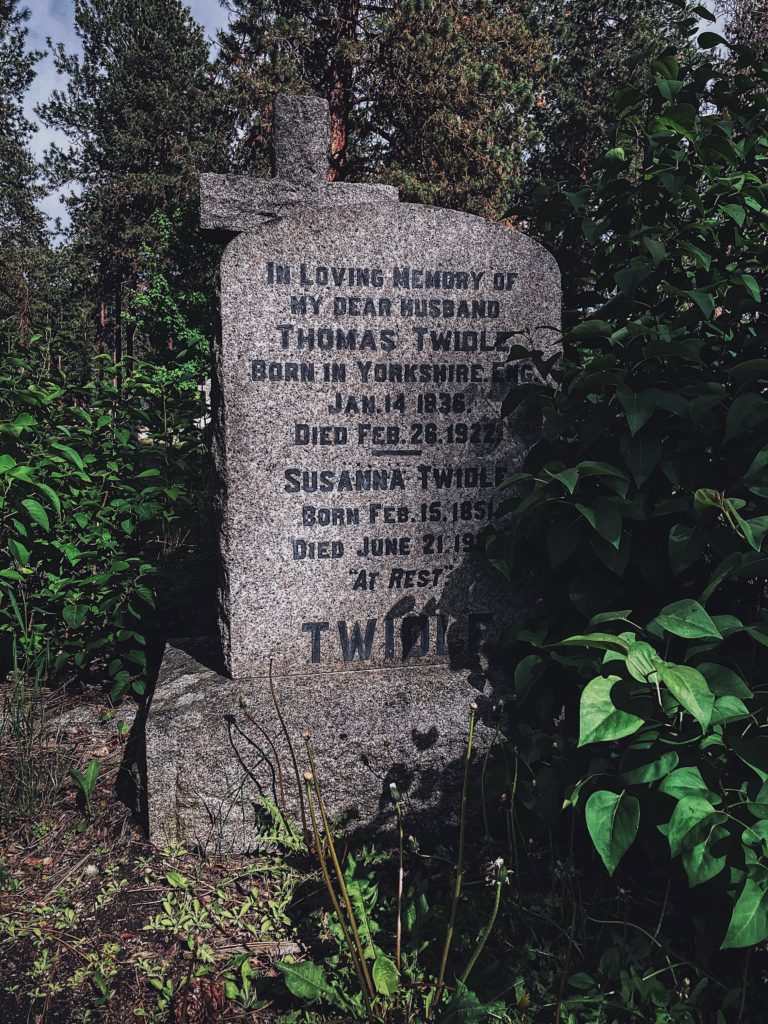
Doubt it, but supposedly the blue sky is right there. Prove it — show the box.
[23,0,230,226]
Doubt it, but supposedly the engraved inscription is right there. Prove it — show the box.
[248,259,531,664]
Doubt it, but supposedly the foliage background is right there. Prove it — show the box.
[2,0,768,1019]
[490,19,768,955]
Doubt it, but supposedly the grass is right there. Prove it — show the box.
[0,646,74,832]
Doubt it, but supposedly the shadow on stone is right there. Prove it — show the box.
[143,636,507,853]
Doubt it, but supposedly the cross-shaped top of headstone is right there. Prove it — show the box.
[201,94,399,234]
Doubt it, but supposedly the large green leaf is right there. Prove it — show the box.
[588,609,633,628]
[63,605,88,630]
[576,499,622,549]
[668,796,726,857]
[50,441,86,472]
[724,394,768,442]
[615,262,652,296]
[372,952,400,996]
[21,498,50,533]
[576,461,630,482]
[668,525,702,576]
[442,981,508,1024]
[579,676,644,747]
[514,655,546,700]
[547,515,581,567]
[722,877,768,949]
[679,239,712,270]
[719,201,745,226]
[682,823,728,887]
[546,466,579,493]
[2,412,36,436]
[30,480,61,517]
[622,750,678,784]
[745,447,768,484]
[625,641,662,683]
[619,431,662,486]
[653,599,722,640]
[726,359,768,386]
[742,820,768,850]
[591,533,631,577]
[730,737,768,781]
[701,552,753,603]
[585,790,640,875]
[741,515,768,552]
[617,386,655,434]
[659,766,718,802]
[614,85,641,112]
[559,633,630,654]
[276,960,332,1002]
[710,695,750,725]
[564,318,614,339]
[699,663,752,698]
[698,30,729,48]
[659,663,714,728]
[8,537,31,566]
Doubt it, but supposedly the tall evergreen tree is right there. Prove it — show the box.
[716,0,768,54]
[367,0,548,218]
[526,0,700,304]
[0,0,45,341]
[38,0,227,362]
[529,0,698,193]
[216,0,361,176]
[217,0,549,218]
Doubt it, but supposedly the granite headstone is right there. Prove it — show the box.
[144,94,560,853]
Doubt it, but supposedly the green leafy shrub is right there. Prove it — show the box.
[123,210,213,364]
[492,24,768,950]
[0,335,207,697]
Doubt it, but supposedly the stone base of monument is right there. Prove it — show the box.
[145,639,498,855]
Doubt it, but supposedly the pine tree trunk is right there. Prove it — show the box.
[96,301,107,380]
[17,263,29,343]
[328,0,359,181]
[114,286,122,389]
[114,286,122,365]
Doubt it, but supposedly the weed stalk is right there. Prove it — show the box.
[303,733,376,1002]
[239,695,287,816]
[304,773,375,1021]
[390,782,405,973]
[1,638,67,828]
[480,718,501,851]
[430,701,478,1018]
[459,859,506,984]
[269,658,309,841]
[506,746,520,885]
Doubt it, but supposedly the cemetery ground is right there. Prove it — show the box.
[0,672,329,1024]
[2,668,766,1024]
[0,672,545,1024]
